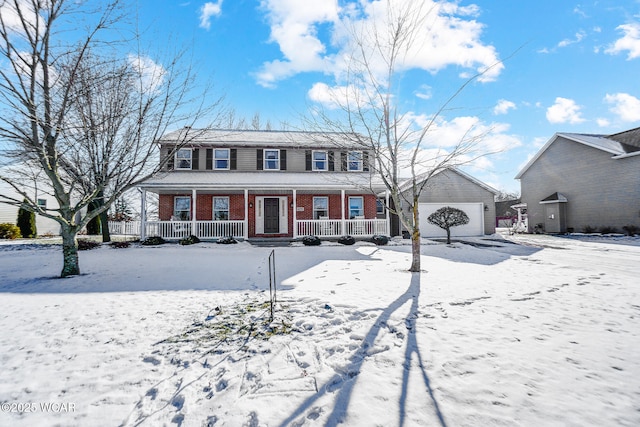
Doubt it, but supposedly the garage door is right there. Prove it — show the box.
[418,203,484,238]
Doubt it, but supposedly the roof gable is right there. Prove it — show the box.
[515,128,640,179]
[398,167,499,195]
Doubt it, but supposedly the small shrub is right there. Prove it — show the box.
[77,239,100,250]
[338,235,355,245]
[179,235,201,245]
[622,224,639,236]
[302,235,321,246]
[110,241,131,249]
[0,223,21,239]
[17,200,37,238]
[370,235,389,246]
[141,235,166,246]
[217,236,238,244]
[599,226,618,234]
[582,225,598,234]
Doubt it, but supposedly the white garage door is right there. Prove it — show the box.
[419,203,485,238]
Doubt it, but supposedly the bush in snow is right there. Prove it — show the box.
[179,235,201,245]
[77,239,100,250]
[110,241,131,249]
[427,206,469,244]
[582,225,597,234]
[338,235,356,245]
[17,199,37,238]
[302,235,321,246]
[0,223,21,239]
[217,236,238,244]
[370,235,389,246]
[599,226,618,234]
[622,225,639,236]
[141,236,166,246]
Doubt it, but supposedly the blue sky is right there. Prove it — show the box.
[134,0,640,193]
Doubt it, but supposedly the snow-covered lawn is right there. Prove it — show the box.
[0,234,638,426]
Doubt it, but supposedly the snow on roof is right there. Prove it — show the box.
[157,128,365,149]
[140,171,387,192]
[515,128,640,179]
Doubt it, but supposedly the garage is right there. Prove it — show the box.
[419,203,485,238]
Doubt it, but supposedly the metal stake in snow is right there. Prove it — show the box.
[268,249,277,321]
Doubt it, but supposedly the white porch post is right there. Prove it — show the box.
[140,189,147,240]
[292,189,298,238]
[385,190,390,236]
[244,189,249,239]
[341,189,346,235]
[192,189,197,236]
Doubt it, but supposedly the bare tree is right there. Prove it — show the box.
[304,1,501,272]
[0,0,223,277]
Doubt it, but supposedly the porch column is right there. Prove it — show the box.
[385,190,390,236]
[140,189,147,240]
[244,189,249,239]
[292,189,298,238]
[341,189,346,235]
[192,189,197,236]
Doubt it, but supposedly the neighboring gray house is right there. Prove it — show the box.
[396,167,498,238]
[515,127,640,233]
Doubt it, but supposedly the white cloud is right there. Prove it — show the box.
[493,99,516,115]
[128,54,166,93]
[199,1,223,30]
[604,92,640,122]
[546,97,585,124]
[596,118,611,127]
[558,30,586,48]
[605,23,640,60]
[415,85,432,100]
[256,0,502,88]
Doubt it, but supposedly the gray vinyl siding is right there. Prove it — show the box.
[401,169,496,235]
[519,136,640,232]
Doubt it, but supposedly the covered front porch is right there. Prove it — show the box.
[138,187,390,241]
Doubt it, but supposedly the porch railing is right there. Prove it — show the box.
[141,220,245,240]
[108,220,141,235]
[296,219,387,238]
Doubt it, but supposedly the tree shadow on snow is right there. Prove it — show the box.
[279,272,448,427]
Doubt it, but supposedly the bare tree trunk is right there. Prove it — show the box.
[409,203,421,272]
[446,228,451,244]
[60,226,80,277]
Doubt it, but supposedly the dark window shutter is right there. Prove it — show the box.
[280,149,287,170]
[257,149,263,170]
[328,151,335,171]
[341,152,347,171]
[305,150,312,171]
[230,149,237,170]
[192,148,200,170]
[166,148,174,170]
[363,151,369,172]
[206,149,213,170]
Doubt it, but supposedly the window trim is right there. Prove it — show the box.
[173,196,191,220]
[348,196,364,219]
[313,196,329,220]
[175,148,192,170]
[37,198,47,209]
[213,196,230,221]
[312,150,328,171]
[347,151,363,172]
[263,149,280,171]
[214,149,230,170]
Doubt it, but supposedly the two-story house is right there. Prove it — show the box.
[515,127,640,233]
[137,128,390,240]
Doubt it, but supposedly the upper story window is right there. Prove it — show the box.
[347,151,363,171]
[175,148,192,170]
[214,149,230,170]
[264,149,280,170]
[37,199,47,209]
[313,196,329,219]
[313,151,328,171]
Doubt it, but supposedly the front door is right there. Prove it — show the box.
[264,198,280,233]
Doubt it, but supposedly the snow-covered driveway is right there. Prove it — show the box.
[0,235,638,426]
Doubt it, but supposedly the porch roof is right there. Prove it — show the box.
[139,171,387,192]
